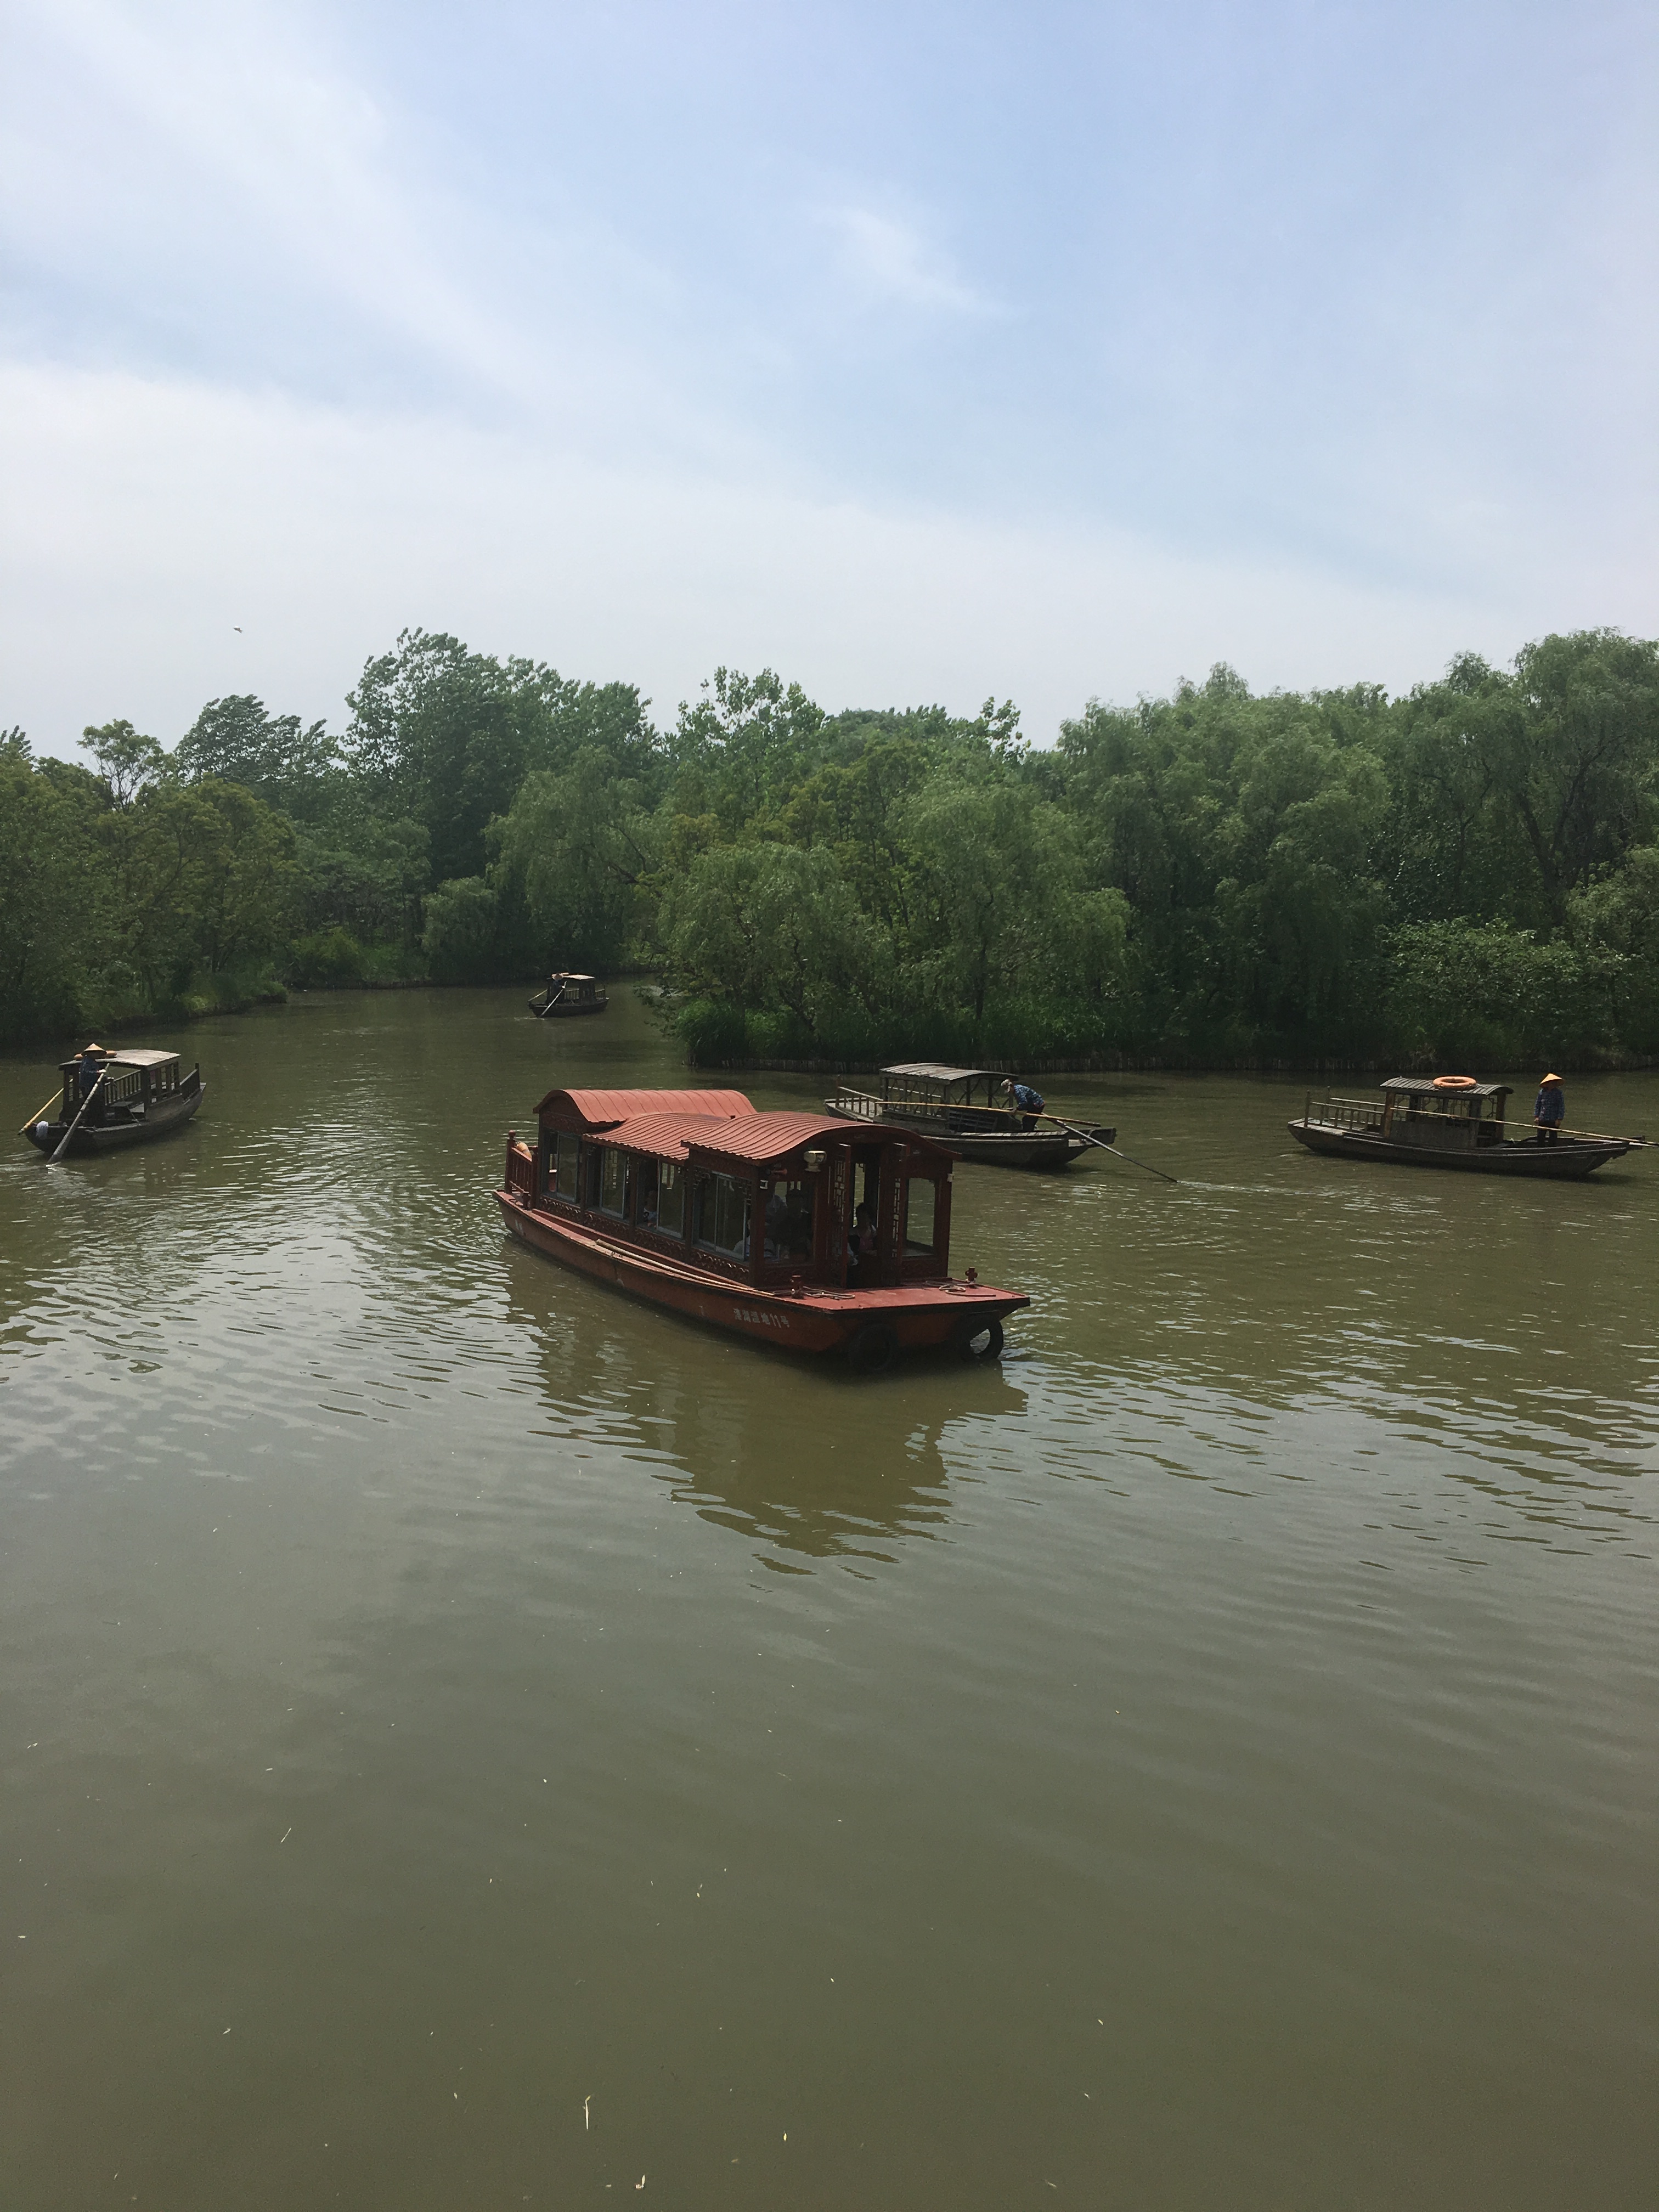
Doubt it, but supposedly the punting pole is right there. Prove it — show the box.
[1039,1112,1178,1185]
[48,1068,106,1163]
[537,980,568,1019]
[1496,1117,1649,1147]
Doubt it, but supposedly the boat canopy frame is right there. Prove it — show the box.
[877,1063,1010,1104]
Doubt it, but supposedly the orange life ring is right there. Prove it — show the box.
[1432,1075,1478,1090]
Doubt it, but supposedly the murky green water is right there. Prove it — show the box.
[3,989,1656,2209]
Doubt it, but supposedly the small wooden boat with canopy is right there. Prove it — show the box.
[826,1064,1115,1169]
[527,973,607,1018]
[496,1085,1028,1370]
[21,1046,204,1158]
[1290,1076,1637,1178]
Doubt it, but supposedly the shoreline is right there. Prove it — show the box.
[701,1051,1659,1079]
[12,979,1659,1080]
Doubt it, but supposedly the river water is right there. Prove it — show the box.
[2,988,1655,2209]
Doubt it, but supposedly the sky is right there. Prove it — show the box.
[3,0,1656,758]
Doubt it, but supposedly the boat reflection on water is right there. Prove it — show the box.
[503,1266,1026,1569]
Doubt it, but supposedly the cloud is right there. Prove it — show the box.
[3,359,1620,764]
[5,0,534,400]
[822,206,988,315]
[2,0,1653,766]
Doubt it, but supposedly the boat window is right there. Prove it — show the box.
[695,1171,751,1257]
[554,1132,580,1200]
[598,1147,627,1216]
[654,1160,685,1237]
[762,1177,814,1261]
[903,1177,939,1256]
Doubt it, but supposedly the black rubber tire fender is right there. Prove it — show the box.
[846,1321,900,1375]
[958,1316,1005,1362]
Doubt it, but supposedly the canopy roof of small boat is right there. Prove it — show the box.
[537,1085,756,1127]
[882,1063,1003,1086]
[57,1045,180,1073]
[1380,1076,1510,1101]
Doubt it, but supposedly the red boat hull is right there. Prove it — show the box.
[495,1188,1025,1356]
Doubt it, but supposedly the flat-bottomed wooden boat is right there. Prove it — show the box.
[496,1085,1027,1370]
[528,972,608,1018]
[1290,1077,1635,1178]
[826,1063,1115,1169]
[22,1047,204,1158]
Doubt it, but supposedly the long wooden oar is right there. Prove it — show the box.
[49,1068,106,1163]
[17,1086,63,1138]
[1039,1111,1178,1185]
[536,980,568,1020]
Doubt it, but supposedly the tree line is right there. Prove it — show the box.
[4,625,1659,1068]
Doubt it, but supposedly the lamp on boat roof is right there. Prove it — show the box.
[803,1148,827,1170]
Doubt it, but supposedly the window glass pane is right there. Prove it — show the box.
[656,1161,685,1237]
[904,1177,938,1255]
[715,1175,751,1256]
[555,1133,578,1199]
[599,1148,625,1215]
[695,1172,751,1256]
[762,1178,814,1260]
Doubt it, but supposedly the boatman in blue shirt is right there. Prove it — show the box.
[1534,1072,1565,1145]
[1001,1077,1046,1131]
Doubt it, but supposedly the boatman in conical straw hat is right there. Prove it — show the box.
[1534,1071,1565,1146]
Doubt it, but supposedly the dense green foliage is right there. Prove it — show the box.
[5,625,1659,1068]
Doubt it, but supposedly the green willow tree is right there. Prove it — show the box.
[10,625,1659,1065]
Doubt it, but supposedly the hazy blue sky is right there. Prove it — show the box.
[3,0,1655,754]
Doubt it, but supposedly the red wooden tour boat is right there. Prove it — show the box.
[495,1086,1028,1372]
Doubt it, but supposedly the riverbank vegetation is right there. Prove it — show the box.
[5,627,1659,1068]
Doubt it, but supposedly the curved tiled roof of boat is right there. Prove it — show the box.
[584,1111,714,1160]
[595,1109,955,1169]
[535,1086,755,1126]
[690,1111,911,1163]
